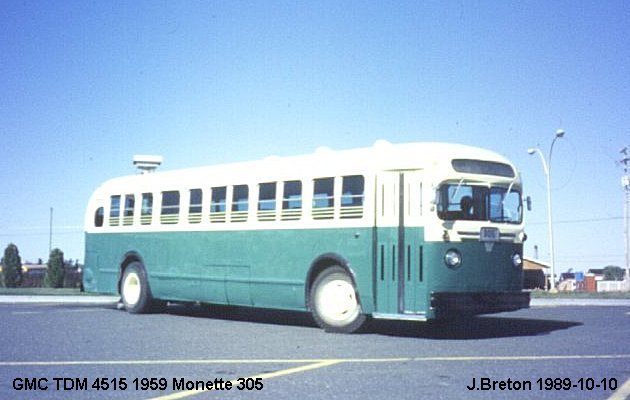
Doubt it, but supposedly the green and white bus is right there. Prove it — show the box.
[84,141,529,333]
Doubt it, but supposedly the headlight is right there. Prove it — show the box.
[444,249,462,269]
[512,253,522,268]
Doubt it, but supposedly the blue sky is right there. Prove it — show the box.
[1,1,628,272]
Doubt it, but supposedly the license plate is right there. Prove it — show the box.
[480,227,500,242]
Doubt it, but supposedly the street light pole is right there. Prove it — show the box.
[620,147,630,280]
[528,129,565,291]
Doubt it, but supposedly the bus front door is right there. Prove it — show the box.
[375,171,427,317]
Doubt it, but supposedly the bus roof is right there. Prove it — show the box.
[92,141,517,193]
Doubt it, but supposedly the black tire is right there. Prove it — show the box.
[120,262,159,314]
[309,266,367,333]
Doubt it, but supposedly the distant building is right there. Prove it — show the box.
[587,268,630,292]
[19,263,48,287]
[1,262,82,288]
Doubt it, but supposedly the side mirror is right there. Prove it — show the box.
[525,196,532,211]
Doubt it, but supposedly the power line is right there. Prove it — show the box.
[0,226,82,237]
[527,216,623,225]
[557,255,625,261]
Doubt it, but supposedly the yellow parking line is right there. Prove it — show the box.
[10,311,42,315]
[147,360,341,400]
[0,359,338,367]
[608,376,630,400]
[2,354,629,367]
[410,354,630,362]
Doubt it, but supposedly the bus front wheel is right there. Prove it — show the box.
[121,262,160,313]
[309,266,366,333]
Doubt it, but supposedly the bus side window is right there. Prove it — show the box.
[189,188,202,224]
[210,186,227,223]
[282,180,302,220]
[231,185,248,222]
[258,182,276,221]
[340,175,364,219]
[94,207,104,227]
[123,194,135,226]
[141,193,153,225]
[312,177,334,219]
[161,191,180,224]
[109,195,121,226]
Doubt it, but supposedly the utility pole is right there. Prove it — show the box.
[620,147,630,281]
[49,207,53,256]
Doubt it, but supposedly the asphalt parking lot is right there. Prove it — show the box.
[0,299,628,399]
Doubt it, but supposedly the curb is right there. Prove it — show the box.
[0,295,119,305]
[530,298,630,307]
[0,296,629,307]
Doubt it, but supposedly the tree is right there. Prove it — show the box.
[2,243,23,288]
[603,265,625,281]
[45,248,65,288]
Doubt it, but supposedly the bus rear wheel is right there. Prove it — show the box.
[121,262,161,313]
[309,266,366,333]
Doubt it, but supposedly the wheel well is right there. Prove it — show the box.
[118,253,143,294]
[305,254,358,310]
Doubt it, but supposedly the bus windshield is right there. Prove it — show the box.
[436,183,522,224]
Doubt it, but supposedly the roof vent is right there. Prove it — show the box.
[133,155,163,174]
[373,139,392,149]
[314,146,333,156]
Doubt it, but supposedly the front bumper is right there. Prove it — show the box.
[431,291,530,319]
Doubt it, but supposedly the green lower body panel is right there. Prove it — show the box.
[84,228,527,320]
[84,228,374,312]
[373,228,526,319]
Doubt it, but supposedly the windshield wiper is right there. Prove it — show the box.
[450,178,465,200]
[494,178,519,222]
[501,178,517,208]
[505,178,516,198]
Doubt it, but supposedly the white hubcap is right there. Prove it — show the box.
[122,272,141,306]
[316,278,359,326]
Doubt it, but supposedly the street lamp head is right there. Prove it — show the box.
[527,148,536,155]
[555,129,565,138]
